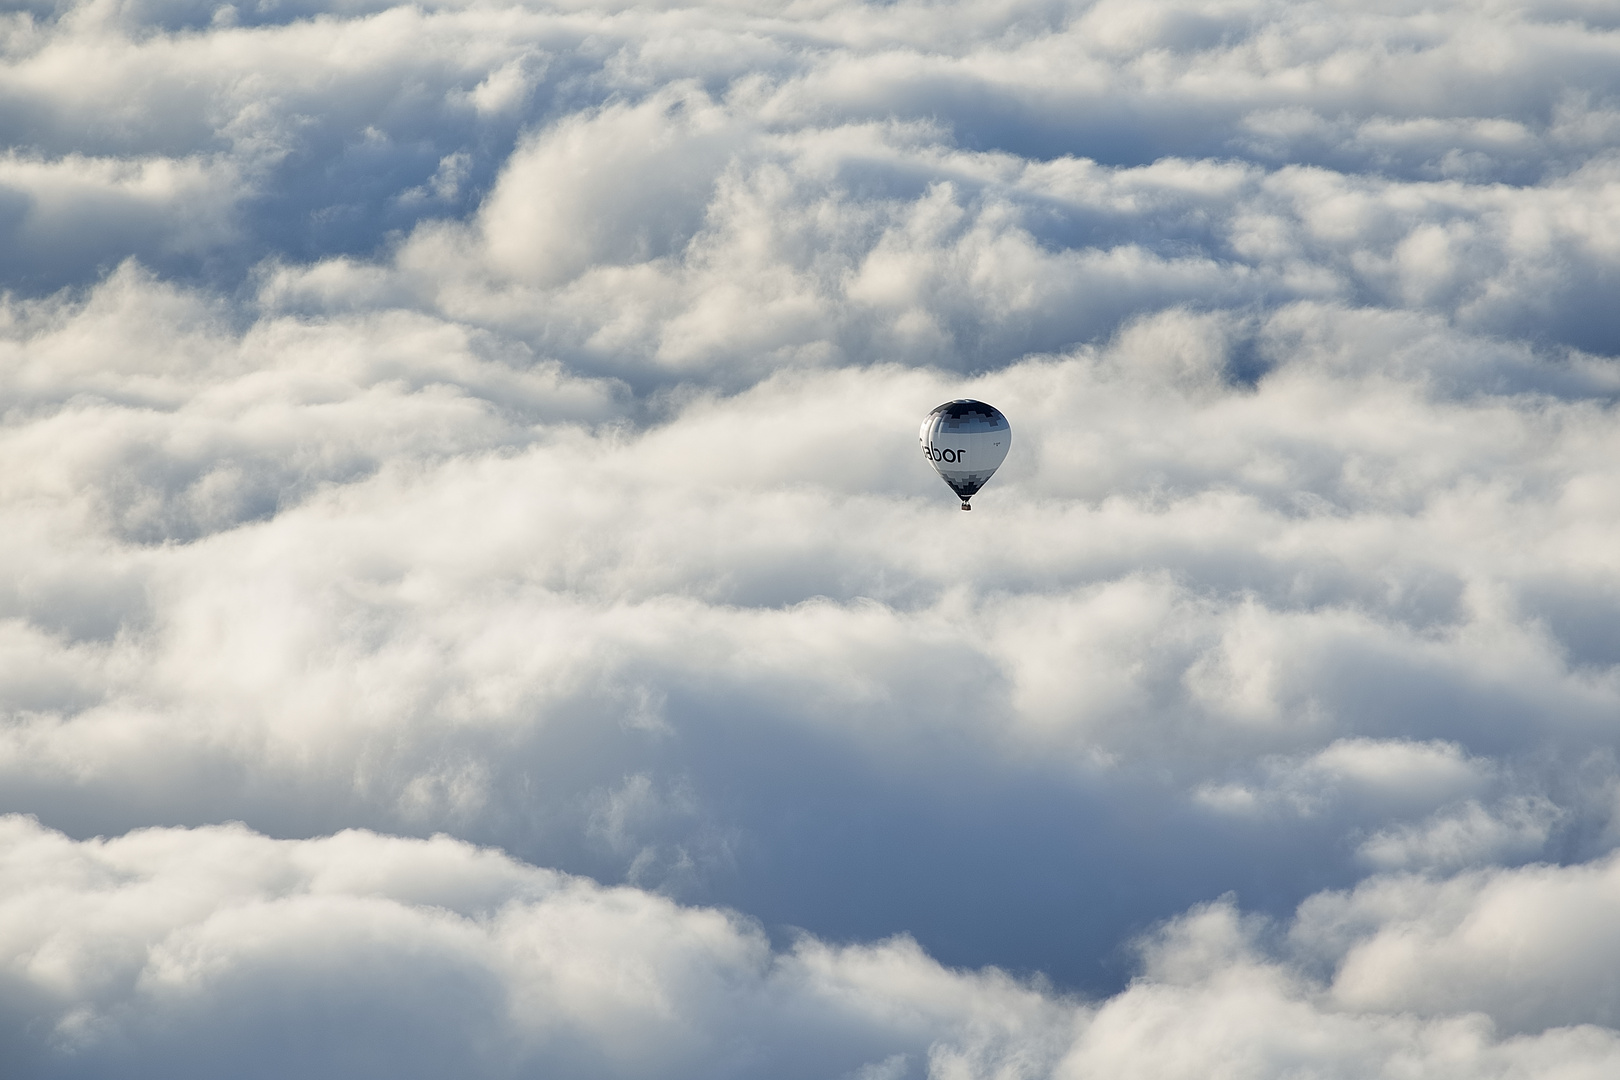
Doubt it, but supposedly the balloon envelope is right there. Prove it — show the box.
[918,399,1011,507]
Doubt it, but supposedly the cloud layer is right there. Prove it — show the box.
[5,0,1620,1074]
[11,814,1620,1080]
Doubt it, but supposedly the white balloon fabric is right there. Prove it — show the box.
[918,399,1012,510]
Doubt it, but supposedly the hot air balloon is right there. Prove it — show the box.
[919,399,1011,510]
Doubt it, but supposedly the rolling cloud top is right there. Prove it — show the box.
[5,0,1620,1076]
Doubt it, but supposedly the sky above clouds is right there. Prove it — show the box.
[5,0,1620,1075]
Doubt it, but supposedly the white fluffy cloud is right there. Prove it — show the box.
[9,815,1620,1079]
[6,0,1620,1074]
[0,814,1064,1079]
